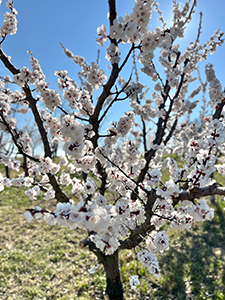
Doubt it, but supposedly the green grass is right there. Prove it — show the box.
[1,163,225,299]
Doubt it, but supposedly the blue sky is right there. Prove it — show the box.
[1,0,224,80]
[0,0,225,131]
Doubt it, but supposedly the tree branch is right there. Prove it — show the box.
[174,183,225,204]
[0,48,20,75]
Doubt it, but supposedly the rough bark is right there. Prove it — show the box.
[94,250,123,300]
[173,183,225,204]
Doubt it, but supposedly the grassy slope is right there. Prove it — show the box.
[1,163,225,299]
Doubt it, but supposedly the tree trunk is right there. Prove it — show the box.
[94,250,124,300]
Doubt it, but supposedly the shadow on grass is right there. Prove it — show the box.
[156,199,225,300]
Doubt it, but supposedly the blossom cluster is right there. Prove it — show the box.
[24,197,129,255]
[59,44,107,92]
[0,154,20,172]
[13,52,62,112]
[0,1,18,38]
[137,249,160,277]
[109,0,155,45]
[55,70,95,116]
